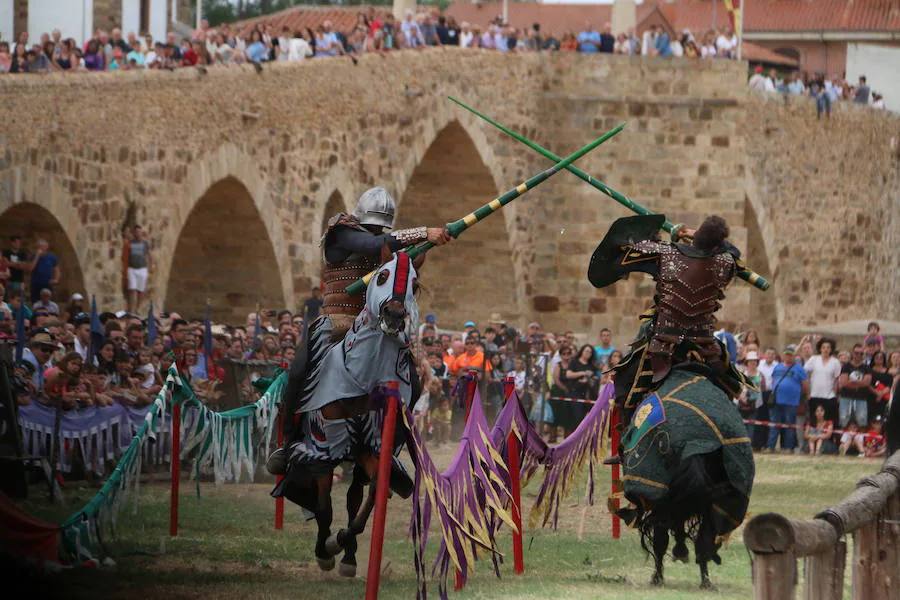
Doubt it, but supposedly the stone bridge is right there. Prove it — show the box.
[1,50,898,344]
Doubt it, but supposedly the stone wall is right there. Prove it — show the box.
[742,92,900,341]
[0,50,897,344]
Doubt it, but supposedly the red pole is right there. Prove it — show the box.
[464,369,478,421]
[274,409,285,530]
[610,405,621,540]
[169,400,181,537]
[364,382,400,600]
[455,371,480,591]
[503,376,525,574]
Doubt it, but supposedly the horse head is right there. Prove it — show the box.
[364,249,419,338]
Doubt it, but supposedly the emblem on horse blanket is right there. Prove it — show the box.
[621,370,754,535]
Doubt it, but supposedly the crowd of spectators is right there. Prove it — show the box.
[2,223,894,467]
[0,8,750,75]
[748,68,888,115]
[408,313,896,459]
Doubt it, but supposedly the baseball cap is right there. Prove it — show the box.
[744,351,760,362]
[425,314,436,324]
[464,321,476,328]
[70,293,84,302]
[783,344,797,355]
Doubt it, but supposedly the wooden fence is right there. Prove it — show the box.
[743,451,900,600]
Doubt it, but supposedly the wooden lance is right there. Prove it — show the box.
[448,96,771,292]
[344,123,626,295]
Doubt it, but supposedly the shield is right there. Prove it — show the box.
[588,214,667,288]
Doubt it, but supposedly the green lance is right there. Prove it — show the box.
[448,97,771,292]
[345,123,625,296]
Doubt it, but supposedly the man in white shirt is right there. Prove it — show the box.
[73,313,92,363]
[715,28,735,58]
[748,66,768,92]
[803,337,842,423]
[287,31,312,61]
[459,22,474,48]
[401,11,424,48]
[759,347,779,387]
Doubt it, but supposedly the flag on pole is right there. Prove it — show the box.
[723,0,742,58]
[89,296,104,363]
[14,305,26,363]
[147,301,158,345]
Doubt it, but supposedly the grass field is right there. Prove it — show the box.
[16,450,879,600]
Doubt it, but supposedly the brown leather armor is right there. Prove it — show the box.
[630,240,736,381]
[319,213,380,339]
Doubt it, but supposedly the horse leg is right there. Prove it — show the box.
[314,473,336,571]
[327,455,379,577]
[695,512,720,590]
[650,525,669,586]
[672,521,690,563]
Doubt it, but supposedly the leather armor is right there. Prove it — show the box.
[630,240,736,381]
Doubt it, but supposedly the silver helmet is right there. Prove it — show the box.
[353,187,396,229]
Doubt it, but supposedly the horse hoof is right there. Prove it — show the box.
[700,579,716,591]
[650,574,664,586]
[266,449,286,475]
[316,556,335,571]
[324,532,345,557]
[338,561,357,578]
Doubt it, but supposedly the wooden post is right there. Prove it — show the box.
[852,519,883,600]
[503,376,524,575]
[455,371,480,591]
[274,409,284,531]
[610,405,621,539]
[885,493,900,600]
[803,539,846,600]
[364,382,400,600]
[751,552,797,600]
[169,401,181,537]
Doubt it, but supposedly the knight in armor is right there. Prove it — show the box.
[320,186,451,340]
[267,186,449,474]
[587,214,752,430]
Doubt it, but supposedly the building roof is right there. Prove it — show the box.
[742,41,799,66]
[234,5,366,37]
[232,1,900,38]
[446,0,900,34]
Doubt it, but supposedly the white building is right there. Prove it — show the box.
[1,0,195,46]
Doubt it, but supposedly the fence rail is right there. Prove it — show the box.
[743,450,900,600]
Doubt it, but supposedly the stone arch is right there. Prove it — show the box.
[0,202,87,303]
[164,176,287,323]
[155,144,293,319]
[743,192,782,347]
[395,120,520,328]
[0,166,92,301]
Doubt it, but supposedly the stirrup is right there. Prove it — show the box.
[603,455,622,466]
[266,448,287,475]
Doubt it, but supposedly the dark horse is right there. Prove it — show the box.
[616,368,755,589]
[270,251,420,576]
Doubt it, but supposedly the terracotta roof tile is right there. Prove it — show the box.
[742,40,799,66]
[232,1,900,38]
